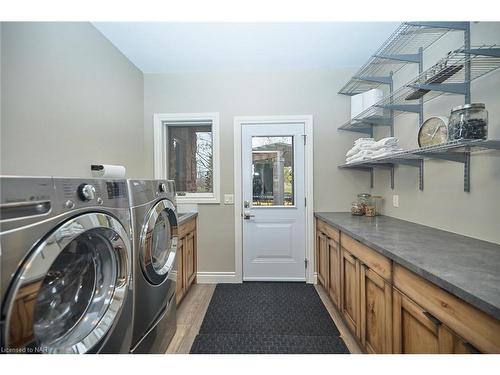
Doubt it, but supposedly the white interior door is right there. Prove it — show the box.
[242,123,306,281]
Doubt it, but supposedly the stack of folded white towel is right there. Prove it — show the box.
[345,137,403,164]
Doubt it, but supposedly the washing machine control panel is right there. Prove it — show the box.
[54,178,130,212]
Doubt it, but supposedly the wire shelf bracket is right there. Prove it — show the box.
[407,82,468,95]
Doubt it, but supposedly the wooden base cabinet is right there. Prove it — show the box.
[328,238,341,308]
[392,289,479,354]
[393,288,451,353]
[315,218,499,354]
[340,247,360,337]
[316,231,328,290]
[175,238,184,304]
[176,216,197,305]
[360,265,392,353]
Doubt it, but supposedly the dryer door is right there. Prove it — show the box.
[3,212,131,354]
[140,199,178,285]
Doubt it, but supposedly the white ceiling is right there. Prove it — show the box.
[93,22,399,74]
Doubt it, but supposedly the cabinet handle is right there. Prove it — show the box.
[422,311,442,326]
[463,341,481,354]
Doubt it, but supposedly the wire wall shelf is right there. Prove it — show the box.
[339,46,500,133]
[338,22,469,96]
[338,139,500,192]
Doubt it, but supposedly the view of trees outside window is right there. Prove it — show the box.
[168,125,213,194]
[251,136,294,206]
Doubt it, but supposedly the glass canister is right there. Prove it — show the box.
[448,103,488,141]
[366,195,383,216]
[357,193,371,210]
[351,202,365,216]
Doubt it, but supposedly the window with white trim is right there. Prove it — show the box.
[154,113,220,204]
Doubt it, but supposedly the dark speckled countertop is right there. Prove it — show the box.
[315,212,500,320]
[177,212,198,225]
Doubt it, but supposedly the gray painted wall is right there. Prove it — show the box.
[1,22,146,178]
[144,69,364,272]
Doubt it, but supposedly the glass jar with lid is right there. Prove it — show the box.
[448,103,488,141]
[357,193,371,211]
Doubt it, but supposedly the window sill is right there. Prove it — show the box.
[176,196,220,205]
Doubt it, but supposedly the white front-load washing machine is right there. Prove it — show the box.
[0,176,134,354]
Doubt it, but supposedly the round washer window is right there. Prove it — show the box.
[151,210,172,275]
[33,228,117,349]
[4,213,130,354]
[140,199,178,285]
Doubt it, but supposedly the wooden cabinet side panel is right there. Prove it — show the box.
[328,238,340,308]
[185,231,196,287]
[176,238,184,304]
[316,232,328,290]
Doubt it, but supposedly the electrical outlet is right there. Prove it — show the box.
[393,195,399,208]
[224,194,234,205]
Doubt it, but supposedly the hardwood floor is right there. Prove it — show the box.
[165,283,361,354]
[166,284,216,354]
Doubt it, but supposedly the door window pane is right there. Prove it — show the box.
[167,125,213,194]
[252,136,294,206]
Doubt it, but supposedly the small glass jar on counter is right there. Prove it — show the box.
[448,103,488,141]
[351,202,365,216]
[357,193,371,206]
[365,195,383,217]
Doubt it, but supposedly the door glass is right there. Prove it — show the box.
[251,136,294,206]
[32,228,118,349]
[151,209,172,275]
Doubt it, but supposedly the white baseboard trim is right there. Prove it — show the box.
[243,277,306,282]
[196,271,239,284]
[313,272,318,285]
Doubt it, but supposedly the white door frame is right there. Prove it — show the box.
[233,115,314,283]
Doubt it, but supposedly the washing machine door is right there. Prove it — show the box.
[3,212,131,354]
[140,199,178,285]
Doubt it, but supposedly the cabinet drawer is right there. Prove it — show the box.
[316,219,339,243]
[178,217,196,238]
[340,233,392,282]
[394,264,500,353]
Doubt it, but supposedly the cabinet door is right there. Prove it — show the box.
[393,289,455,353]
[340,247,360,337]
[316,231,328,290]
[327,238,340,308]
[176,237,184,304]
[449,331,482,354]
[360,264,392,353]
[185,231,196,288]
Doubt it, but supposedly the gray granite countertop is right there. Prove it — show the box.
[177,212,198,225]
[315,212,500,320]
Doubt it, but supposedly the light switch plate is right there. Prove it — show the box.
[393,195,399,208]
[224,194,234,205]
